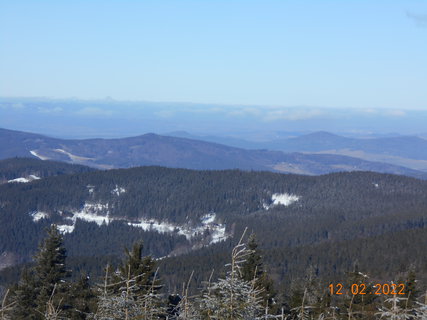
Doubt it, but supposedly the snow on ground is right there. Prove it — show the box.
[8,175,41,183]
[87,185,95,194]
[69,203,111,226]
[129,212,228,244]
[52,203,111,234]
[272,193,300,206]
[57,224,75,234]
[33,201,228,244]
[8,177,30,183]
[128,219,177,234]
[54,148,95,162]
[264,193,300,209]
[111,185,126,196]
[201,213,216,224]
[30,150,50,160]
[29,211,49,222]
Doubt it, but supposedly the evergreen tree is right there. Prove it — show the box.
[34,225,69,316]
[68,274,97,319]
[241,233,276,312]
[113,241,161,297]
[95,242,164,319]
[9,225,70,319]
[199,230,265,319]
[403,267,419,308]
[9,267,38,319]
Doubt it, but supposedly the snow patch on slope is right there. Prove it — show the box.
[30,150,50,160]
[57,224,75,234]
[8,175,40,183]
[87,185,95,194]
[264,193,300,210]
[29,211,49,222]
[34,201,228,244]
[8,177,30,183]
[53,203,111,234]
[111,185,126,196]
[54,148,95,162]
[128,212,228,244]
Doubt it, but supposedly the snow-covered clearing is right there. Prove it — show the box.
[32,201,228,244]
[263,193,300,210]
[129,212,228,244]
[49,203,111,234]
[29,211,49,222]
[8,177,30,183]
[54,149,95,162]
[30,150,50,160]
[8,175,41,183]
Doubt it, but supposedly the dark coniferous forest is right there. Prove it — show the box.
[0,158,426,319]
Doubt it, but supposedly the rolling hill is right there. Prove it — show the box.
[0,160,426,293]
[1,128,427,178]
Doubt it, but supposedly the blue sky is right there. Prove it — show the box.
[1,0,426,109]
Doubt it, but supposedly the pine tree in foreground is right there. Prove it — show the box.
[241,233,277,313]
[198,228,265,320]
[9,225,70,320]
[94,242,164,319]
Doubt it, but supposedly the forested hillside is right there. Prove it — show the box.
[0,157,95,183]
[1,226,425,319]
[0,162,426,302]
[2,128,427,178]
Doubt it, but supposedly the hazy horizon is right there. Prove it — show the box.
[1,1,426,109]
[1,96,427,140]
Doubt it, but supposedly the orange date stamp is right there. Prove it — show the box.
[329,283,406,295]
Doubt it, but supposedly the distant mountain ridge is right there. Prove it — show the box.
[1,128,427,178]
[167,130,427,172]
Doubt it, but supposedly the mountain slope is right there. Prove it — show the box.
[0,157,95,184]
[0,163,426,291]
[1,128,427,178]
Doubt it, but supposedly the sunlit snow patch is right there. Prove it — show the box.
[264,193,300,210]
[55,202,111,234]
[57,224,75,234]
[36,201,228,244]
[8,177,30,183]
[69,203,111,226]
[87,185,95,194]
[201,213,216,224]
[111,185,126,196]
[30,150,50,160]
[54,149,94,162]
[129,212,228,244]
[8,175,40,183]
[29,211,48,222]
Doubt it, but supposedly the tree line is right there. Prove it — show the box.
[1,226,425,320]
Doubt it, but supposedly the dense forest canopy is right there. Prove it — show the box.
[0,158,426,318]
